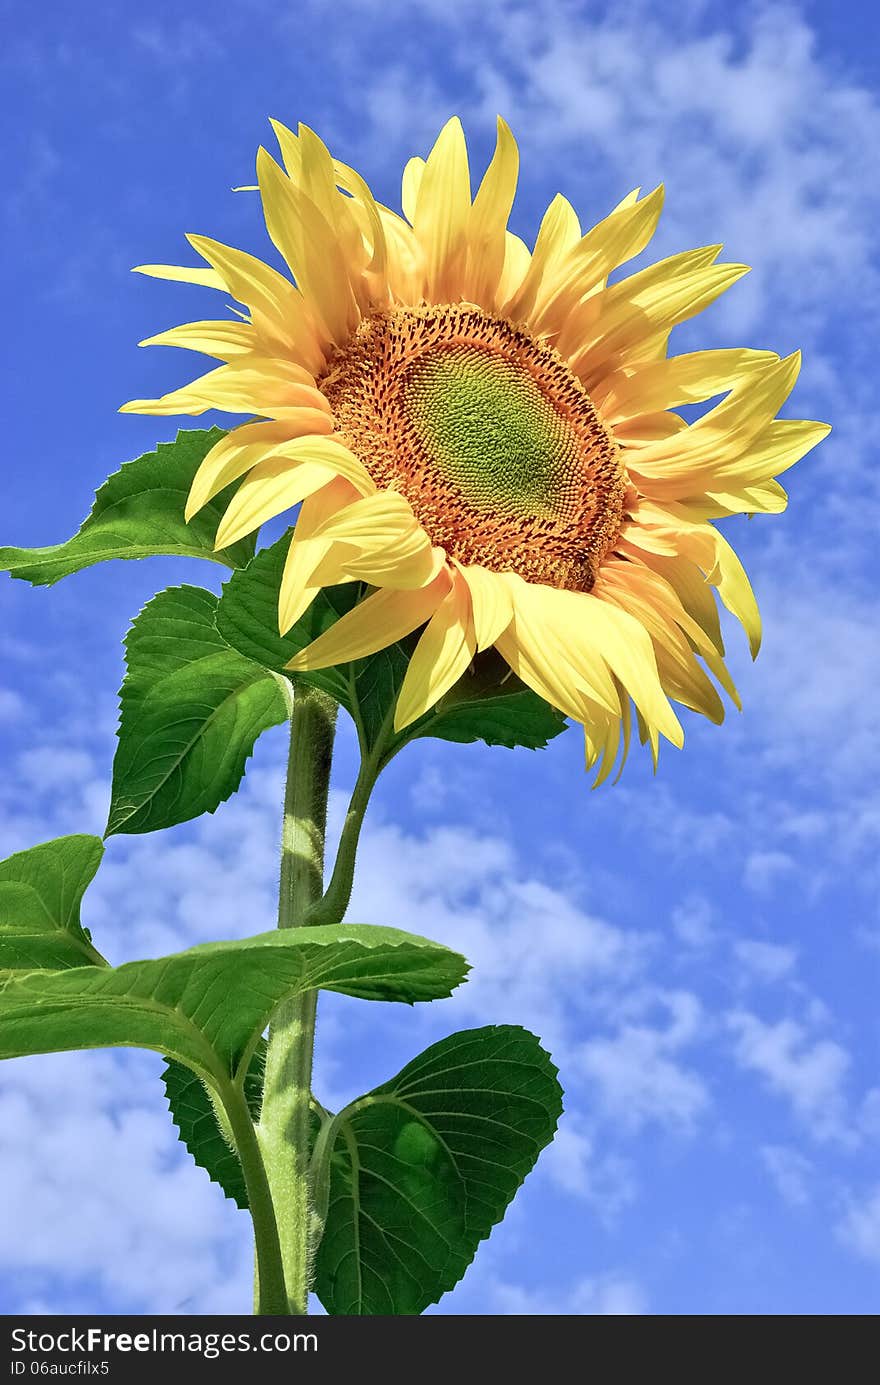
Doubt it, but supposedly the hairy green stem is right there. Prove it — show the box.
[304,756,377,930]
[222,1081,289,1316]
[257,685,338,1314]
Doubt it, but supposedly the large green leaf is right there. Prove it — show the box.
[315,1025,563,1314]
[106,584,288,836]
[161,1024,562,1314]
[216,535,567,757]
[0,925,469,1085]
[0,428,253,585]
[0,835,107,977]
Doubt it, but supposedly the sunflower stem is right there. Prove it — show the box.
[304,755,377,929]
[221,1080,289,1316]
[257,685,337,1315]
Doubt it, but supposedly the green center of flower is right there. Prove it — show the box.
[320,304,627,591]
[404,345,586,522]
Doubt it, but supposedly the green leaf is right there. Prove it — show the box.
[215,536,362,706]
[0,428,254,585]
[160,1022,562,1314]
[315,1025,563,1315]
[0,835,108,977]
[215,536,405,751]
[162,1044,267,1210]
[216,535,567,756]
[106,584,288,836]
[0,925,469,1085]
[419,648,568,751]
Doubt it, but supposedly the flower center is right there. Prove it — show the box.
[319,304,626,590]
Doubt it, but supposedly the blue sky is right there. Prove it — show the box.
[1,0,879,1315]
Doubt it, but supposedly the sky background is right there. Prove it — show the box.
[1,0,878,1316]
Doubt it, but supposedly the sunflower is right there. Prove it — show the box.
[122,117,829,782]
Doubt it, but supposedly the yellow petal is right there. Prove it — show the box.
[496,231,531,307]
[401,156,426,225]
[394,573,477,730]
[464,116,519,306]
[302,489,443,589]
[601,561,717,658]
[186,234,322,370]
[599,348,778,422]
[139,319,259,359]
[255,148,360,347]
[458,563,514,650]
[333,157,388,276]
[377,204,424,301]
[497,575,619,717]
[626,353,802,481]
[702,479,789,517]
[340,544,447,589]
[133,262,226,290]
[627,548,725,657]
[514,579,621,713]
[570,589,684,747]
[214,457,337,548]
[122,356,328,420]
[562,245,722,369]
[531,185,665,337]
[286,576,450,671]
[298,125,369,281]
[705,529,762,657]
[278,478,359,632]
[267,434,375,497]
[703,649,742,711]
[502,193,581,320]
[710,418,831,485]
[413,116,471,301]
[638,514,762,657]
[311,489,422,545]
[269,117,303,181]
[571,255,749,381]
[598,571,725,722]
[186,419,323,520]
[613,412,689,446]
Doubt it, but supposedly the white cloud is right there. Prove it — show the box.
[576,991,709,1134]
[836,1186,880,1263]
[761,1144,814,1207]
[347,806,653,1057]
[0,1050,252,1313]
[743,851,797,897]
[489,1272,648,1316]
[740,583,880,796]
[0,688,26,724]
[540,1116,637,1222]
[671,893,717,950]
[16,747,96,792]
[734,939,798,984]
[727,1010,852,1143]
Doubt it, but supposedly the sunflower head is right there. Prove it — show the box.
[320,303,627,591]
[123,115,829,783]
